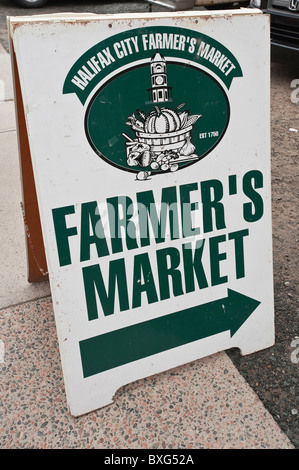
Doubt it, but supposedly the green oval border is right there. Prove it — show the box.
[85,62,230,175]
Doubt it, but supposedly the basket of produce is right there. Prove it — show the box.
[124,104,201,179]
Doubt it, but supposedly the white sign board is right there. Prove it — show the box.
[9,10,274,416]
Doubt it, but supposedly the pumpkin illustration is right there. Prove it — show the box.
[144,106,181,134]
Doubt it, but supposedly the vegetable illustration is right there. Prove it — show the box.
[180,136,196,156]
[144,106,181,134]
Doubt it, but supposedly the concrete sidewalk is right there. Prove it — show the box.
[0,33,294,449]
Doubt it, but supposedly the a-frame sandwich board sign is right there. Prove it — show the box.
[8,9,274,416]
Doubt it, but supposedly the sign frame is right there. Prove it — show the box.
[9,10,274,416]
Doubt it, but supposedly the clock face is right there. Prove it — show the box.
[155,75,164,85]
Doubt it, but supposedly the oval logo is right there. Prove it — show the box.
[85,51,230,181]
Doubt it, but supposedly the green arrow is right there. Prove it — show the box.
[79,289,260,378]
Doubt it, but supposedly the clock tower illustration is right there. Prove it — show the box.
[123,49,202,180]
[148,50,172,103]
